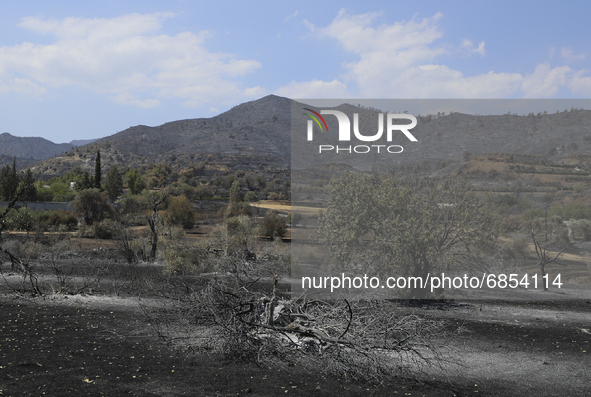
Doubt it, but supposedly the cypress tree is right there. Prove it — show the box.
[95,149,101,189]
[0,165,12,200]
[0,158,20,201]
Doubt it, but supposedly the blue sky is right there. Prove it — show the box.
[1,1,590,143]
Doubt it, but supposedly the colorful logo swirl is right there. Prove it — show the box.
[303,108,328,132]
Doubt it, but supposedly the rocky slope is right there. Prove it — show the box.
[25,96,591,179]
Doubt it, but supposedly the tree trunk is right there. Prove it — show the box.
[148,215,158,261]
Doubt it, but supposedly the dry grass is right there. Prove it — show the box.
[250,200,324,217]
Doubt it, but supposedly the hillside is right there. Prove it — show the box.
[26,96,591,181]
[30,95,293,179]
[291,104,591,172]
[0,133,74,161]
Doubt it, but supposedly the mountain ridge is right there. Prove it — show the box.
[13,95,591,179]
[0,132,75,161]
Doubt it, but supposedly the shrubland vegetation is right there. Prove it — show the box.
[2,146,591,385]
[319,172,499,298]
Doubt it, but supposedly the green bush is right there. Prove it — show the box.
[195,185,214,199]
[258,211,287,239]
[126,169,146,195]
[162,195,196,230]
[573,184,586,193]
[4,209,35,232]
[492,194,531,211]
[121,195,148,215]
[47,210,78,229]
[94,220,117,239]
[552,203,591,220]
[171,183,197,200]
[267,192,284,201]
[244,191,258,202]
[71,188,113,225]
[76,219,119,239]
[523,208,545,221]
[222,201,253,218]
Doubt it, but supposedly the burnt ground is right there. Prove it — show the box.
[1,292,591,396]
[415,299,591,396]
[1,242,591,397]
[0,295,460,397]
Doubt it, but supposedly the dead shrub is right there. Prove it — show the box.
[76,219,119,239]
[157,228,209,275]
[93,219,118,239]
[500,215,522,233]
[499,237,530,259]
[114,226,149,263]
[144,276,459,383]
[162,241,209,275]
[571,219,591,241]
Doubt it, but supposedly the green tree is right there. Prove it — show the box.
[125,169,146,195]
[318,172,498,298]
[94,149,101,189]
[20,169,37,202]
[5,209,35,232]
[257,175,267,190]
[82,171,93,190]
[244,191,258,202]
[245,173,255,190]
[163,195,196,229]
[225,174,238,189]
[71,188,112,225]
[229,180,242,204]
[146,163,171,188]
[259,211,287,239]
[0,163,19,201]
[49,181,72,202]
[195,185,214,199]
[105,166,123,202]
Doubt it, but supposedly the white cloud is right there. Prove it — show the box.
[284,11,299,22]
[560,46,586,62]
[0,71,46,96]
[295,10,582,98]
[0,13,262,107]
[275,79,349,98]
[318,10,442,53]
[244,86,267,98]
[18,13,171,39]
[461,39,486,56]
[567,71,591,96]
[521,63,571,98]
[111,92,160,108]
